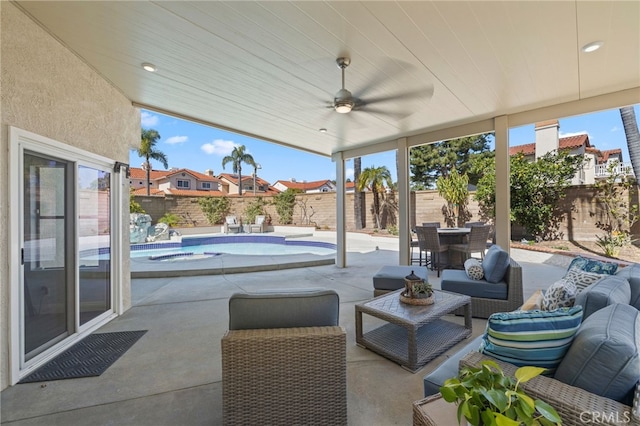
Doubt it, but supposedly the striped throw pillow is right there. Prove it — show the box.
[479,306,583,375]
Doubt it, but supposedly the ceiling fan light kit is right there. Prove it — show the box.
[332,57,356,113]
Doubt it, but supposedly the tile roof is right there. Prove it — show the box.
[600,149,622,162]
[274,179,334,190]
[509,134,590,156]
[165,168,218,182]
[130,167,218,182]
[132,187,165,196]
[218,173,270,185]
[129,167,169,180]
[164,189,225,197]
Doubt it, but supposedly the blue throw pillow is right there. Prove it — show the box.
[481,245,510,283]
[479,306,583,375]
[567,256,618,275]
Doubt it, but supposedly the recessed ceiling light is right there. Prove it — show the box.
[319,128,327,133]
[581,41,604,53]
[142,62,157,72]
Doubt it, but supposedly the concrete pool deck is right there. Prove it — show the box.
[1,232,574,425]
[130,230,399,278]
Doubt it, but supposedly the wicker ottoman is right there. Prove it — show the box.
[373,265,427,297]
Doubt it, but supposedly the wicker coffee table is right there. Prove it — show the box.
[355,289,471,372]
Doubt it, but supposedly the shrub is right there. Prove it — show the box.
[244,197,268,224]
[158,213,181,227]
[272,189,300,224]
[130,191,145,213]
[198,196,230,225]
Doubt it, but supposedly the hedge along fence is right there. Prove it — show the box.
[134,184,639,241]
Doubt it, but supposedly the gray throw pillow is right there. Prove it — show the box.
[481,245,510,283]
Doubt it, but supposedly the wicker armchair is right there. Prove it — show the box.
[460,351,638,426]
[446,258,523,318]
[221,289,347,426]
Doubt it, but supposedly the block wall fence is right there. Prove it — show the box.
[134,185,639,242]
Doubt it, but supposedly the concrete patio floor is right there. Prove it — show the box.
[1,233,570,426]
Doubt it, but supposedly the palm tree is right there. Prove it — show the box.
[222,145,256,195]
[138,128,168,196]
[354,157,364,229]
[356,165,393,229]
[620,106,640,183]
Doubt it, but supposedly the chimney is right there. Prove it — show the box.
[534,120,559,160]
[204,169,214,176]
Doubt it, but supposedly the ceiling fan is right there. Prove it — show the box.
[327,57,433,117]
[331,57,360,114]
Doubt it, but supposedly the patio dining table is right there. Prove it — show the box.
[437,227,471,268]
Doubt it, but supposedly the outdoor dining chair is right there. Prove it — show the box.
[411,222,440,266]
[415,225,449,277]
[449,224,491,264]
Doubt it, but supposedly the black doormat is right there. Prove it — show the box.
[19,330,147,383]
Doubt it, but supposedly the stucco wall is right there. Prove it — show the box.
[1,3,139,390]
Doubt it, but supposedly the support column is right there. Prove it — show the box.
[333,152,346,268]
[397,138,410,265]
[494,115,511,253]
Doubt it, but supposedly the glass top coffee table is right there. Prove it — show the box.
[355,289,472,372]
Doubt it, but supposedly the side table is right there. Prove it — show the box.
[412,393,458,426]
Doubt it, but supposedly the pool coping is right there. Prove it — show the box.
[129,233,338,278]
[130,255,335,278]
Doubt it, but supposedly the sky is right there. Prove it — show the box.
[132,105,639,185]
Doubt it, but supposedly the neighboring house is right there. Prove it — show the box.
[509,120,634,185]
[346,181,355,193]
[273,178,337,193]
[217,173,279,195]
[130,167,222,196]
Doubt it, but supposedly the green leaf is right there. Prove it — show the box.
[482,389,509,412]
[494,413,520,426]
[440,385,458,402]
[514,392,535,410]
[515,366,546,383]
[534,399,562,423]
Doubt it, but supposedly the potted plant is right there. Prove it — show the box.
[440,359,562,426]
[401,271,435,305]
[411,281,433,299]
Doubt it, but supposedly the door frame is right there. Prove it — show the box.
[9,127,125,385]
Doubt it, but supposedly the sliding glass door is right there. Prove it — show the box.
[20,152,114,364]
[78,166,112,325]
[22,152,73,359]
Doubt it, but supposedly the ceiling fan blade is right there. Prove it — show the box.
[354,106,412,121]
[358,86,434,106]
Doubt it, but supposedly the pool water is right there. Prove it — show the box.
[131,242,335,258]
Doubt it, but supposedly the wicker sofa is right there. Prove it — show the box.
[420,261,640,426]
[441,246,523,318]
[221,289,347,426]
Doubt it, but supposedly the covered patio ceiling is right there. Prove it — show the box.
[15,1,640,158]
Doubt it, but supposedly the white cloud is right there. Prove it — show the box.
[166,135,188,145]
[141,111,159,127]
[200,139,238,156]
[611,126,620,132]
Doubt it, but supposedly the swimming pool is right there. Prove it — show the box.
[130,235,336,259]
